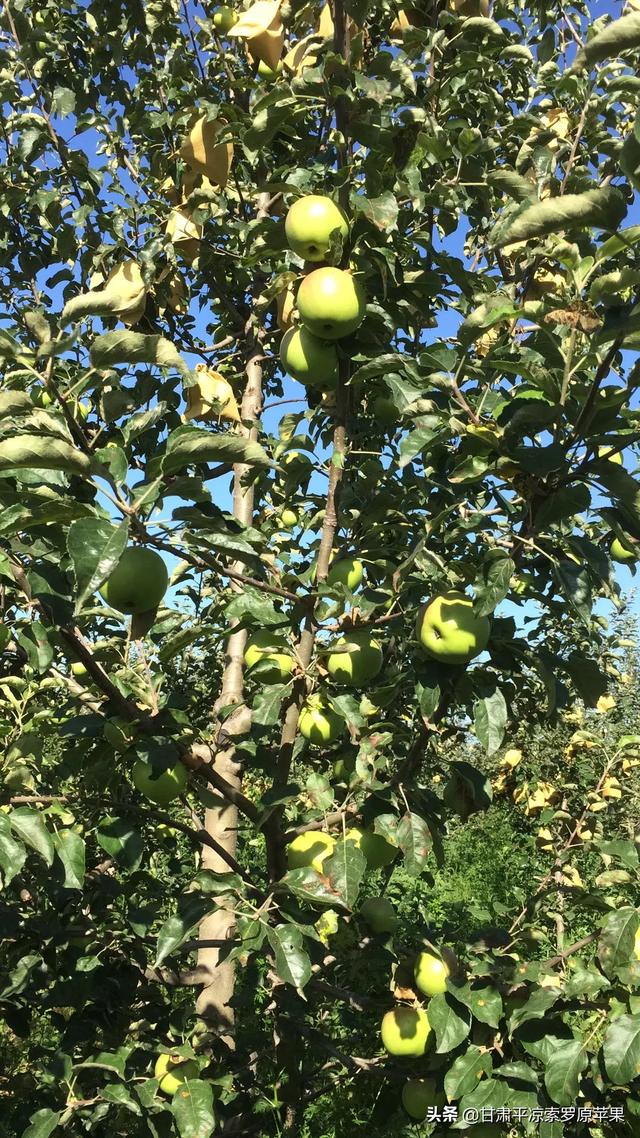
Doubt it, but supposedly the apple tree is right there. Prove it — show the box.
[2,0,640,1135]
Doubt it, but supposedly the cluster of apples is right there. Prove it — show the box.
[245,586,491,748]
[380,950,452,1120]
[78,545,187,806]
[279,195,366,390]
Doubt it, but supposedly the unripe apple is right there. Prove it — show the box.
[380,1006,431,1057]
[280,326,339,386]
[372,395,397,425]
[133,759,188,805]
[598,445,623,464]
[99,547,168,615]
[326,630,383,687]
[332,750,358,784]
[257,58,283,79]
[326,556,363,590]
[345,827,397,869]
[414,951,449,997]
[285,195,349,262]
[71,661,87,679]
[244,631,294,683]
[402,1077,443,1120]
[416,590,490,665]
[278,508,298,529]
[299,696,343,743]
[611,536,637,564]
[287,830,336,873]
[360,897,397,934]
[212,6,238,32]
[297,267,366,340]
[154,1053,198,1095]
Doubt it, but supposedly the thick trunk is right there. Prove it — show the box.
[194,344,263,1045]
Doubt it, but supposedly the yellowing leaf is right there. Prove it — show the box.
[247,21,284,69]
[501,748,523,769]
[283,36,318,76]
[317,2,334,37]
[276,284,295,330]
[227,0,281,38]
[62,260,147,326]
[596,694,616,714]
[166,208,203,265]
[179,117,233,187]
[183,365,240,423]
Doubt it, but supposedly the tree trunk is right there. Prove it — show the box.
[194,342,263,1045]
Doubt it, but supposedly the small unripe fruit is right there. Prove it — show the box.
[414,951,449,997]
[380,1006,431,1057]
[360,897,397,934]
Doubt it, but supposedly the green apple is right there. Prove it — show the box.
[99,547,168,615]
[332,750,358,784]
[212,6,238,32]
[345,827,397,869]
[414,951,449,997]
[360,897,398,934]
[373,395,397,425]
[39,389,53,407]
[133,758,188,805]
[154,1053,198,1095]
[380,1006,431,1057]
[257,58,283,79]
[285,195,349,262]
[278,508,298,528]
[299,696,342,743]
[71,661,88,679]
[244,631,294,683]
[287,830,336,873]
[327,556,363,590]
[597,445,623,464]
[280,326,339,386]
[611,536,637,564]
[297,267,366,340]
[401,1078,443,1120]
[416,590,490,665]
[326,631,383,686]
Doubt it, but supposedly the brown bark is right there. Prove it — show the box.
[194,347,263,1045]
[194,194,269,1044]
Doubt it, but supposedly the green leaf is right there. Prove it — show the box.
[510,989,562,1030]
[162,426,271,475]
[251,685,287,726]
[444,1045,492,1100]
[90,331,188,373]
[67,517,129,611]
[1,953,42,998]
[9,808,55,866]
[324,840,366,910]
[396,811,431,875]
[544,1040,587,1106]
[494,188,627,249]
[353,192,398,230]
[444,760,493,819]
[427,992,472,1053]
[487,169,536,202]
[21,1109,61,1138]
[0,434,91,477]
[536,483,591,528]
[267,925,312,990]
[474,553,514,617]
[155,894,216,967]
[96,816,144,871]
[0,815,27,886]
[570,11,640,72]
[603,1015,640,1084]
[170,1080,215,1138]
[598,907,640,980]
[452,984,503,1028]
[473,688,507,755]
[53,830,85,889]
[459,1077,508,1114]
